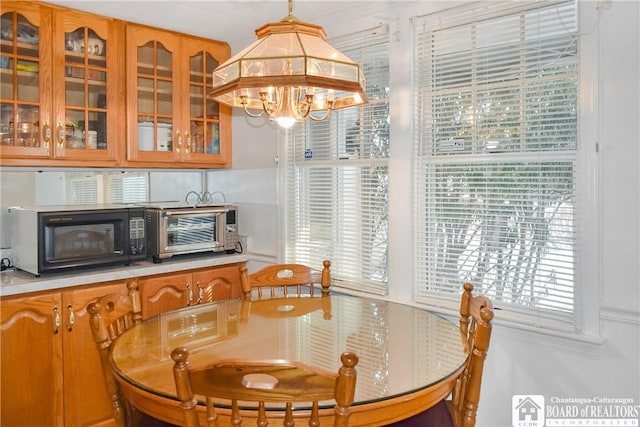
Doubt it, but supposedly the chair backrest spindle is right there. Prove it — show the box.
[171,347,358,427]
[240,260,332,299]
[446,282,494,427]
[87,281,143,427]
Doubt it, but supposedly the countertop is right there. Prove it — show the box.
[0,253,248,298]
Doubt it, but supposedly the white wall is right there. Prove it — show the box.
[206,111,280,271]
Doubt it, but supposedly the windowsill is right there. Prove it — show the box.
[331,286,609,355]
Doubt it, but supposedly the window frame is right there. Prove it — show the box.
[410,0,601,337]
[281,24,391,295]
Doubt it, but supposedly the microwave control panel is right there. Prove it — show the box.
[129,209,146,258]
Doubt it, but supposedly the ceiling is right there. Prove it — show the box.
[43,1,413,50]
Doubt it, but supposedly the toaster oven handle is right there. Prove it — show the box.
[163,209,227,217]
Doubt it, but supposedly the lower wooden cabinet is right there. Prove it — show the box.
[139,262,244,319]
[0,280,128,427]
[0,262,245,426]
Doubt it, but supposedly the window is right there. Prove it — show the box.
[106,172,148,204]
[284,25,390,294]
[413,1,580,331]
[66,172,149,204]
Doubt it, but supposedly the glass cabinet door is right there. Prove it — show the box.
[53,10,118,162]
[62,27,107,151]
[181,39,231,165]
[0,6,52,158]
[127,25,181,162]
[137,41,174,152]
[188,51,219,156]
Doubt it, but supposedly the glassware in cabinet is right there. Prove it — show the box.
[53,10,119,162]
[126,25,181,162]
[0,5,52,158]
[181,39,230,165]
[126,26,230,166]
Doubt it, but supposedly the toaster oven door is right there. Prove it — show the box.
[159,210,225,257]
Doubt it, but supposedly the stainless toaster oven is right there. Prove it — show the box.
[145,203,238,263]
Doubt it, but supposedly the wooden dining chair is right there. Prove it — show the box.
[384,282,493,427]
[88,281,143,427]
[171,348,359,427]
[446,282,494,427]
[240,260,332,299]
[88,281,176,427]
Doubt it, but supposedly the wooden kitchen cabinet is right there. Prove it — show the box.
[0,2,124,167]
[138,271,192,318]
[139,262,244,319]
[192,263,243,301]
[0,291,63,427]
[2,1,232,169]
[62,281,128,427]
[124,24,231,168]
[50,8,123,165]
[0,2,54,163]
[0,280,128,427]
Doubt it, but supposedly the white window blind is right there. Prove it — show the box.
[106,172,148,204]
[413,1,579,330]
[67,172,101,204]
[66,172,149,204]
[284,25,390,294]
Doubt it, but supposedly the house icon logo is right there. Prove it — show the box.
[512,395,545,427]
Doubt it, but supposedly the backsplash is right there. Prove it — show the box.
[0,168,278,265]
[0,170,203,250]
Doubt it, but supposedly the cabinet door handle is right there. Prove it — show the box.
[185,133,191,153]
[67,304,75,332]
[56,122,65,147]
[176,131,182,153]
[197,281,204,304]
[186,282,194,306]
[42,120,51,148]
[53,306,61,335]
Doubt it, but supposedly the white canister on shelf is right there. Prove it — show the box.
[85,130,97,149]
[138,122,172,151]
[157,123,172,151]
[138,122,154,151]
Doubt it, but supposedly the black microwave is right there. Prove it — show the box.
[9,205,146,276]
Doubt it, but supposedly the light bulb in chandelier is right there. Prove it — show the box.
[239,87,333,127]
[271,87,301,128]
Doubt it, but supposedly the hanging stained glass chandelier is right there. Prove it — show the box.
[209,0,368,128]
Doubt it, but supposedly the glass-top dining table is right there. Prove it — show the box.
[109,294,468,426]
